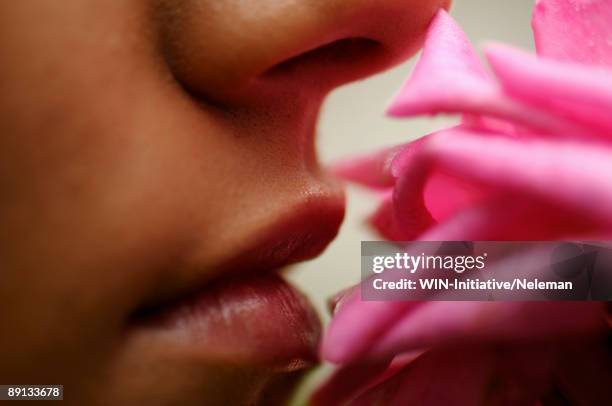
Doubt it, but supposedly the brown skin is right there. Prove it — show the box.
[0,1,448,404]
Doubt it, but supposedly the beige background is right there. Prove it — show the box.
[288,0,535,321]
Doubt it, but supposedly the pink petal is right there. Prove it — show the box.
[533,0,612,67]
[312,352,422,406]
[393,167,491,240]
[462,114,523,136]
[310,360,392,406]
[419,195,518,241]
[427,129,612,228]
[320,286,422,364]
[377,135,437,238]
[386,10,496,118]
[484,43,612,137]
[350,346,553,406]
[364,301,605,361]
[321,257,601,365]
[390,128,612,241]
[368,193,418,241]
[333,145,403,189]
[421,194,606,241]
[391,142,437,237]
[390,129,486,238]
[386,10,573,134]
[349,349,494,406]
[389,136,427,177]
[422,170,485,222]
[390,130,506,240]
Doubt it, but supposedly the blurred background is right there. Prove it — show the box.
[288,0,535,322]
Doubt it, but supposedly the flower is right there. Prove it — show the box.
[312,1,612,404]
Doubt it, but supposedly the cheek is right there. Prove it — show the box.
[0,0,215,382]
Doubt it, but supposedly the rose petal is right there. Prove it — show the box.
[423,170,485,222]
[427,129,612,228]
[325,241,607,364]
[484,43,612,137]
[368,193,418,240]
[333,145,403,189]
[393,166,491,239]
[386,10,573,134]
[312,352,422,406]
[320,286,421,364]
[364,301,605,361]
[533,0,612,67]
[420,194,607,241]
[391,127,612,241]
[390,130,490,240]
[391,141,437,237]
[350,346,552,406]
[390,127,510,240]
[349,349,494,406]
[386,10,496,118]
[310,360,392,406]
[391,129,487,238]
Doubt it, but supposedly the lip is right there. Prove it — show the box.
[134,272,321,370]
[129,190,345,371]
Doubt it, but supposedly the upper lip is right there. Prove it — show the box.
[128,190,345,367]
[135,189,345,314]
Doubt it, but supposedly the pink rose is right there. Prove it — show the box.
[313,1,612,404]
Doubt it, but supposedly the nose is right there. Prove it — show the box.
[157,0,451,103]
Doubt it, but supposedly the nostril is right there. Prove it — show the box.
[261,37,386,84]
[157,0,448,102]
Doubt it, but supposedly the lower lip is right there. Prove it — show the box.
[133,273,321,370]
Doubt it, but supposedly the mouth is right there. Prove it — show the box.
[127,193,345,372]
[131,272,321,370]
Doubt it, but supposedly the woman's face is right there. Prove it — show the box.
[0,1,447,404]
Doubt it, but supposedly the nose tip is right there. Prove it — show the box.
[158,0,451,103]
